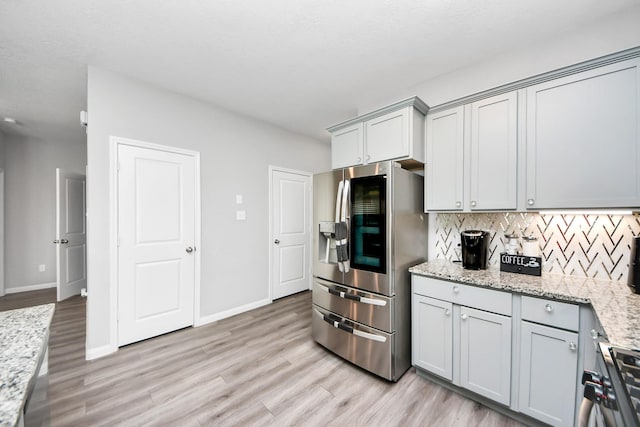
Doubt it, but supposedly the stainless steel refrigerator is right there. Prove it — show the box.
[312,161,428,381]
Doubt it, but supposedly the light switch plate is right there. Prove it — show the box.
[236,210,246,220]
[235,194,243,204]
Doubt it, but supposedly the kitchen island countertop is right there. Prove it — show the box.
[0,304,55,427]
[410,260,640,350]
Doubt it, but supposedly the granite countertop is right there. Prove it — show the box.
[409,260,640,350]
[0,304,55,427]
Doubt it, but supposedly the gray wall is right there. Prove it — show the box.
[0,131,4,296]
[2,134,86,291]
[0,131,4,166]
[358,5,640,113]
[86,67,331,355]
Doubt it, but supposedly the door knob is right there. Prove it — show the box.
[53,240,60,244]
[185,247,193,253]
[61,239,68,244]
[274,239,280,244]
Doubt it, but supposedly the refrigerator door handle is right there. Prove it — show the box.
[340,180,350,272]
[335,180,344,272]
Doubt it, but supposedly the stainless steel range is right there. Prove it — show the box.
[311,161,427,381]
[580,342,640,426]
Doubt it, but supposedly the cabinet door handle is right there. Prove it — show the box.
[356,157,362,163]
[453,286,460,294]
[461,313,468,320]
[569,342,577,351]
[527,198,535,206]
[455,201,462,208]
[470,201,477,208]
[445,309,451,316]
[590,329,601,340]
[544,303,553,313]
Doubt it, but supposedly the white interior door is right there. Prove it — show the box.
[56,169,86,301]
[271,168,311,300]
[117,143,196,346]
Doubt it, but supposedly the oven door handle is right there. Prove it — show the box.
[316,308,387,343]
[318,284,387,307]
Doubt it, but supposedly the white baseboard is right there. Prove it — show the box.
[86,343,117,361]
[195,297,272,327]
[5,282,56,294]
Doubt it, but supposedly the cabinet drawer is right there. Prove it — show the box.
[412,276,511,316]
[313,279,393,333]
[521,296,579,331]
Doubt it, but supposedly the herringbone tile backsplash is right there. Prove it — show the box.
[432,213,640,282]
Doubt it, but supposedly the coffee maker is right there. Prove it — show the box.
[461,230,490,270]
[628,236,640,294]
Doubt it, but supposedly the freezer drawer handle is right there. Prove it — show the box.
[318,284,387,307]
[315,308,387,343]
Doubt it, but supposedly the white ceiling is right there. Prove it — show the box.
[1,0,639,145]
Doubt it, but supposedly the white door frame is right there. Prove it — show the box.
[268,165,312,301]
[109,136,201,351]
[0,168,4,297]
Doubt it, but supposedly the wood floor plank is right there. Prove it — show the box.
[0,290,528,426]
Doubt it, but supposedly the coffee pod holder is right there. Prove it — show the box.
[500,253,542,276]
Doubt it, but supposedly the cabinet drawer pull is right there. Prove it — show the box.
[569,342,577,351]
[318,284,387,307]
[527,198,535,206]
[470,201,477,208]
[453,286,460,294]
[455,201,462,208]
[316,309,387,343]
[445,309,451,316]
[544,303,553,313]
[461,313,468,320]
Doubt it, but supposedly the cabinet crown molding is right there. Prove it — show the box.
[327,96,429,133]
[429,46,640,114]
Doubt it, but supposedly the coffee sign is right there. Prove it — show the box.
[500,253,542,276]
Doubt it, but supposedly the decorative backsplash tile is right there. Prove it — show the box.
[431,212,640,282]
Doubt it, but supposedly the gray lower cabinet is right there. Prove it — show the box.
[412,275,585,425]
[412,295,453,380]
[412,276,512,406]
[518,321,579,427]
[460,306,512,406]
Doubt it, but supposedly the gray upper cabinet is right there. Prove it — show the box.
[470,92,518,210]
[329,97,428,170]
[331,122,363,169]
[425,106,464,211]
[525,57,640,209]
[425,91,518,212]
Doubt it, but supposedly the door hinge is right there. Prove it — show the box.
[117,161,121,172]
[117,236,121,247]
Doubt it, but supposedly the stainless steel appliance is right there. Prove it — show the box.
[461,230,490,270]
[312,161,427,381]
[579,342,640,426]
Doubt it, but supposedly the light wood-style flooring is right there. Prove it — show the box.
[1,289,524,426]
